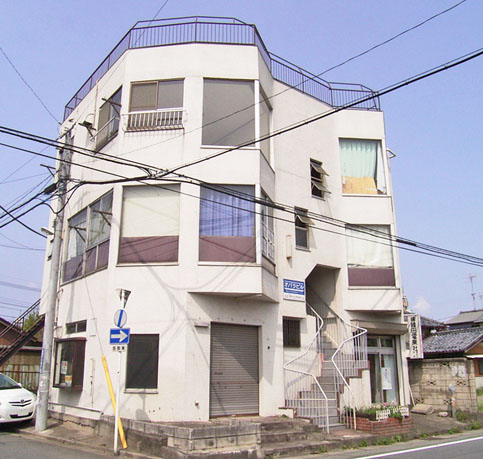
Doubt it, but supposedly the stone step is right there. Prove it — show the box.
[261,429,308,444]
[263,439,338,457]
[299,390,337,401]
[260,420,297,432]
[294,406,338,417]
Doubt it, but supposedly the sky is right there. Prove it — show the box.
[0,0,481,323]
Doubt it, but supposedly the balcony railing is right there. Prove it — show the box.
[64,16,380,120]
[125,109,184,131]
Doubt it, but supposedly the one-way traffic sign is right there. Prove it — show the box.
[110,328,130,345]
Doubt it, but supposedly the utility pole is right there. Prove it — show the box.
[35,132,72,431]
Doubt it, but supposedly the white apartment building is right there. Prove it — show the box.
[41,17,410,430]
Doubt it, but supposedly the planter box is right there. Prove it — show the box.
[351,416,414,435]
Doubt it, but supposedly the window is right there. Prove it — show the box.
[259,88,272,162]
[199,185,256,262]
[346,224,395,286]
[127,80,183,130]
[66,320,87,334]
[54,339,86,390]
[283,318,301,347]
[202,79,255,146]
[310,159,330,199]
[340,139,386,195]
[119,184,180,263]
[63,191,112,282]
[295,208,312,249]
[261,191,275,263]
[96,87,122,149]
[477,359,483,376]
[126,334,159,390]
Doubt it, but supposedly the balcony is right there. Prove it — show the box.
[64,17,380,120]
[125,109,184,131]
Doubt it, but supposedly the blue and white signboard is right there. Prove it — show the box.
[283,279,305,302]
[110,328,130,345]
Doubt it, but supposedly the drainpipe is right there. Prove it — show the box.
[35,133,72,431]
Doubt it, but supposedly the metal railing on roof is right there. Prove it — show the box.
[63,16,380,121]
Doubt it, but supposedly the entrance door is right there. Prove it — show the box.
[368,336,399,404]
[209,323,259,417]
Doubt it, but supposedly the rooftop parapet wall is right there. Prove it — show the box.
[64,16,380,121]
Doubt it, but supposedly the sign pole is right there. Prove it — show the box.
[114,350,122,454]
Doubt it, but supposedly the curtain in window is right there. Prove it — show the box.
[340,139,386,194]
[200,186,254,237]
[346,225,393,267]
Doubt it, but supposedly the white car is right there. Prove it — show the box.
[0,373,36,424]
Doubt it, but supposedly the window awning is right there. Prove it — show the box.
[296,214,314,225]
[311,162,329,176]
[312,180,331,193]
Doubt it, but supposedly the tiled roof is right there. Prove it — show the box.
[423,326,483,355]
[420,316,445,328]
[446,309,483,325]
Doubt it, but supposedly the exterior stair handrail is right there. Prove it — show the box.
[0,299,40,341]
[283,305,330,431]
[305,287,367,429]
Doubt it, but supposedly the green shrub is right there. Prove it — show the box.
[456,411,467,422]
[359,440,368,448]
[469,421,481,430]
[476,387,483,397]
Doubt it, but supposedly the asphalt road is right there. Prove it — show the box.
[309,431,483,459]
[0,423,110,459]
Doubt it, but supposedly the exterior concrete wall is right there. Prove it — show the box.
[408,358,478,413]
[41,38,408,422]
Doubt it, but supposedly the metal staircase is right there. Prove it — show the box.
[0,300,44,366]
[284,290,368,431]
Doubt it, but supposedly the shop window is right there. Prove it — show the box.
[127,80,184,130]
[199,185,255,262]
[119,184,180,263]
[340,139,386,195]
[202,79,255,146]
[310,159,330,199]
[96,87,122,149]
[295,208,312,249]
[54,339,86,390]
[346,224,395,287]
[283,318,301,347]
[126,334,159,390]
[63,191,112,282]
[66,320,87,334]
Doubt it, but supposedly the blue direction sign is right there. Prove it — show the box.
[110,328,130,345]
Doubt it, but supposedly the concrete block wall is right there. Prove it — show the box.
[408,358,478,413]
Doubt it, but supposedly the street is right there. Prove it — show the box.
[305,431,483,459]
[0,423,110,459]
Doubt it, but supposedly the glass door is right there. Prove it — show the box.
[368,336,399,404]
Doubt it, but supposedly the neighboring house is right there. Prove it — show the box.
[40,17,409,429]
[408,327,483,413]
[0,317,42,391]
[445,309,483,329]
[420,315,446,339]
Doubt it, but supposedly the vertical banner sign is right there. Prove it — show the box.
[283,279,305,302]
[407,314,424,359]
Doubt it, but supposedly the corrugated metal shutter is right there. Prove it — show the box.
[210,323,259,417]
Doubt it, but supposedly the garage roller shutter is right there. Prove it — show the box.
[210,323,259,417]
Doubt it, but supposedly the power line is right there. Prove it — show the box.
[0,45,59,125]
[0,280,41,292]
[165,48,483,175]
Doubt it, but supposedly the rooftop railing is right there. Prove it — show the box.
[63,16,380,121]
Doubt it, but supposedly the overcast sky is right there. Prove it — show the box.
[0,0,481,323]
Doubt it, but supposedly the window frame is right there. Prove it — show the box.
[63,190,113,283]
[66,320,87,334]
[96,87,122,150]
[261,190,275,263]
[125,334,159,390]
[310,159,330,199]
[295,208,312,250]
[339,138,386,195]
[53,338,86,391]
[283,318,301,348]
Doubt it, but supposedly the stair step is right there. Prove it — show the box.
[263,439,336,457]
[261,430,308,444]
[260,420,297,432]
